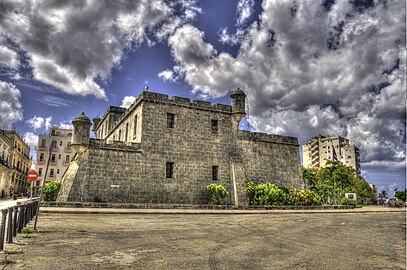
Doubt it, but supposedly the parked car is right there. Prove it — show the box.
[386,198,403,208]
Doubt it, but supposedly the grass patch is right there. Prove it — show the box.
[3,248,23,254]
[21,228,35,234]
[355,205,363,208]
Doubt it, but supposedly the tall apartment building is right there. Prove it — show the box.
[3,130,31,194]
[35,126,76,189]
[0,130,13,197]
[302,135,360,171]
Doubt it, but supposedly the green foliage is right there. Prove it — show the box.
[21,228,35,234]
[253,183,286,206]
[303,161,374,205]
[245,181,255,205]
[283,186,322,206]
[42,181,62,201]
[207,183,229,205]
[302,167,318,189]
[394,190,406,202]
[340,197,356,207]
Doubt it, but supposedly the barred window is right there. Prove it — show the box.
[166,162,174,178]
[211,119,218,134]
[212,166,219,181]
[167,113,175,128]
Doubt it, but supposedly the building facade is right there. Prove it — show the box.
[35,126,76,190]
[302,135,360,171]
[3,130,31,194]
[0,130,13,197]
[58,89,304,205]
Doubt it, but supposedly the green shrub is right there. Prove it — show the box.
[340,197,356,207]
[42,181,62,201]
[207,183,229,205]
[254,183,286,206]
[245,181,255,205]
[284,186,322,205]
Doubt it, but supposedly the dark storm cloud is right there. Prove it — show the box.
[165,0,405,170]
[0,0,200,99]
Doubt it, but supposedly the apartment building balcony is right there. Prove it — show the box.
[37,159,46,165]
[36,145,47,151]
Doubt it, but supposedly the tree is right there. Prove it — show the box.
[394,189,406,202]
[302,167,318,189]
[378,190,388,200]
[303,161,374,205]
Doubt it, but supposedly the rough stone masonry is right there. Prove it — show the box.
[57,88,303,205]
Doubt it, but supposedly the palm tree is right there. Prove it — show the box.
[378,190,388,200]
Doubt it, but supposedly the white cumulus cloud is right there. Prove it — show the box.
[0,0,200,99]
[167,0,406,171]
[23,132,38,150]
[0,81,22,129]
[120,96,137,109]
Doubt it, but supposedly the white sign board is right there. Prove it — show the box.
[345,193,357,201]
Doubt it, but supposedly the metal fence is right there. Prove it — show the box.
[0,199,40,251]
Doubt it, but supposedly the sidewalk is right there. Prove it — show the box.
[39,206,406,215]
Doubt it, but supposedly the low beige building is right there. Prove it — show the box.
[3,130,31,194]
[302,135,360,171]
[35,126,76,189]
[0,130,13,197]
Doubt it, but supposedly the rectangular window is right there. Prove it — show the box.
[166,162,174,178]
[51,154,56,161]
[57,169,60,174]
[41,139,46,146]
[67,142,71,148]
[66,155,70,162]
[133,115,138,138]
[39,153,44,161]
[118,130,121,141]
[58,154,61,159]
[38,168,42,176]
[211,119,218,134]
[167,113,175,128]
[50,169,54,177]
[125,123,129,142]
[60,141,63,146]
[212,166,219,181]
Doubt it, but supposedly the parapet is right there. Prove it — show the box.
[88,138,142,152]
[238,130,298,145]
[138,91,232,113]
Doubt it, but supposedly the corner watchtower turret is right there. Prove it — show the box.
[71,112,91,154]
[92,115,101,136]
[230,87,246,130]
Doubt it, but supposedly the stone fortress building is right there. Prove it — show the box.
[58,88,303,205]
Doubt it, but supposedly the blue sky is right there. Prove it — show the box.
[0,0,405,196]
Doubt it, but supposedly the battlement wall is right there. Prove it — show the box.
[137,91,232,113]
[237,130,298,146]
[88,138,142,152]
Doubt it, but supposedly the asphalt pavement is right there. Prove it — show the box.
[0,209,405,269]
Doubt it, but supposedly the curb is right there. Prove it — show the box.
[39,208,406,215]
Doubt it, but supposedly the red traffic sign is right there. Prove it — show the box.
[27,170,38,181]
